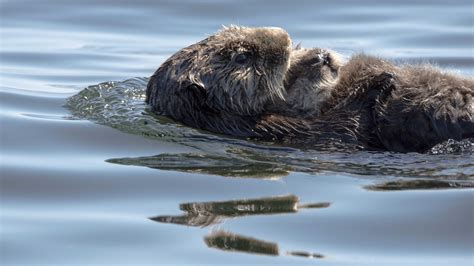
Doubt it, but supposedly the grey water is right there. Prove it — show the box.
[1,0,473,265]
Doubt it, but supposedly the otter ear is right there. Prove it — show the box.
[180,74,218,113]
[187,83,207,101]
[185,82,212,112]
[185,82,220,114]
[179,74,207,103]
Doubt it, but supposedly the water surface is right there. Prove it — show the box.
[1,0,473,265]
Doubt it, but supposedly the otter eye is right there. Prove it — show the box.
[234,52,250,64]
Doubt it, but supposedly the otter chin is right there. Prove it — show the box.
[146,26,473,153]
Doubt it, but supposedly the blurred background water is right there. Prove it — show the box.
[1,0,473,265]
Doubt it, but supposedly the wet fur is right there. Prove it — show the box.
[267,47,343,117]
[306,54,474,152]
[146,26,296,138]
[146,26,474,152]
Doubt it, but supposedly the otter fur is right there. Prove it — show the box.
[274,51,473,152]
[267,47,343,117]
[146,26,305,139]
[146,26,474,153]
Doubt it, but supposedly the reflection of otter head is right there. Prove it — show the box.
[146,26,292,120]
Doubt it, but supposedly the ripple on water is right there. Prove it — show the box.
[2,0,474,264]
[65,78,474,187]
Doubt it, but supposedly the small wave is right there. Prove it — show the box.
[66,78,474,186]
[21,113,77,121]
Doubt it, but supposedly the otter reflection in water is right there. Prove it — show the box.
[107,152,290,179]
[204,230,323,259]
[150,194,329,227]
[150,195,329,258]
[107,150,473,189]
[366,179,474,191]
[146,26,473,153]
[205,231,279,256]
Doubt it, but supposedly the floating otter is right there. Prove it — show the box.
[274,50,474,152]
[146,26,307,138]
[146,26,474,152]
[267,47,343,117]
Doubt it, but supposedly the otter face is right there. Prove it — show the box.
[282,47,343,116]
[146,26,292,120]
[285,47,342,91]
[204,26,292,115]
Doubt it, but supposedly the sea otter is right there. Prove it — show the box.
[266,47,343,117]
[272,49,474,152]
[146,26,309,139]
[146,26,474,152]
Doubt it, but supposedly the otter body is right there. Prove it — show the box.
[146,26,301,139]
[146,26,474,153]
[297,54,473,152]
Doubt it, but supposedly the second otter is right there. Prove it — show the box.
[273,49,473,152]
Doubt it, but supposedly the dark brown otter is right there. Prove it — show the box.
[276,51,474,152]
[146,26,474,152]
[347,55,474,152]
[146,26,311,139]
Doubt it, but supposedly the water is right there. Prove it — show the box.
[1,0,473,265]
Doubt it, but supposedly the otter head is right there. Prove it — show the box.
[285,47,342,91]
[146,26,292,123]
[282,47,343,116]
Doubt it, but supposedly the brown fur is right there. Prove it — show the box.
[267,47,343,117]
[146,26,474,152]
[297,53,474,152]
[146,26,298,138]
